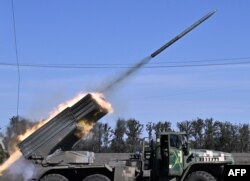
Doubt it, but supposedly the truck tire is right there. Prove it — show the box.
[185,171,216,181]
[40,174,68,181]
[83,174,111,181]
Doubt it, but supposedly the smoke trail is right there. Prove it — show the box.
[101,56,152,92]
[100,10,217,93]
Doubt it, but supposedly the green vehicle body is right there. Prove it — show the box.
[137,131,234,180]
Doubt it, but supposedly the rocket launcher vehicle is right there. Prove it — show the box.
[18,94,109,161]
[18,10,216,167]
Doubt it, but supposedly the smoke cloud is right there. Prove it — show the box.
[0,156,34,181]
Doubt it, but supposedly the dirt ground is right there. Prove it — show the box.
[232,153,250,165]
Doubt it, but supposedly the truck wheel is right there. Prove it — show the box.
[186,171,216,181]
[40,174,68,181]
[83,174,111,181]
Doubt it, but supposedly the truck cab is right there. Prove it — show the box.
[157,132,186,177]
[141,131,234,181]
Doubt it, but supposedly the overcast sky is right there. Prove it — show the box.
[0,0,249,131]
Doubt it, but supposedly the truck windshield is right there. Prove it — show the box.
[170,135,182,149]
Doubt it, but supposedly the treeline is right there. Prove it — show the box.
[0,117,250,164]
[176,118,249,152]
[74,118,250,153]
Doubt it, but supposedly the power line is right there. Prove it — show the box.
[0,60,250,69]
[11,0,21,118]
[154,56,250,64]
[1,56,250,67]
[145,61,250,68]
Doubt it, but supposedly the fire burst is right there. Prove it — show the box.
[0,92,112,175]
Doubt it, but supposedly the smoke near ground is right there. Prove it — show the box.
[101,56,152,93]
[0,156,34,181]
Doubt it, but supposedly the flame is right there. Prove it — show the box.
[75,120,95,138]
[90,92,113,113]
[18,92,87,141]
[0,92,113,175]
[0,150,22,176]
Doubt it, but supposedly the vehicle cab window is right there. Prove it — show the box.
[170,135,182,149]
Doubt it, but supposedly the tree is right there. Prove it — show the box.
[146,122,153,140]
[110,119,126,152]
[214,121,233,152]
[153,121,171,138]
[229,124,240,152]
[177,120,192,140]
[125,119,144,152]
[239,124,250,152]
[191,118,204,148]
[102,123,112,152]
[203,118,219,149]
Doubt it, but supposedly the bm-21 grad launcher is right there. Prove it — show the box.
[16,11,232,181]
[18,94,109,165]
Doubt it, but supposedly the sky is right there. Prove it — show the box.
[0,0,250,131]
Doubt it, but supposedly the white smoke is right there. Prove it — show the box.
[2,157,35,181]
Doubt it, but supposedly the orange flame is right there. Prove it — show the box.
[90,92,113,113]
[0,150,22,176]
[0,92,113,175]
[17,92,87,141]
[75,120,96,138]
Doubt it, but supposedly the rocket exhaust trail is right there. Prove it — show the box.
[101,10,216,93]
[101,56,152,92]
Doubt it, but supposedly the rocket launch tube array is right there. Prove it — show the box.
[18,94,108,159]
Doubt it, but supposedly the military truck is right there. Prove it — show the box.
[18,93,234,181]
[17,10,234,181]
